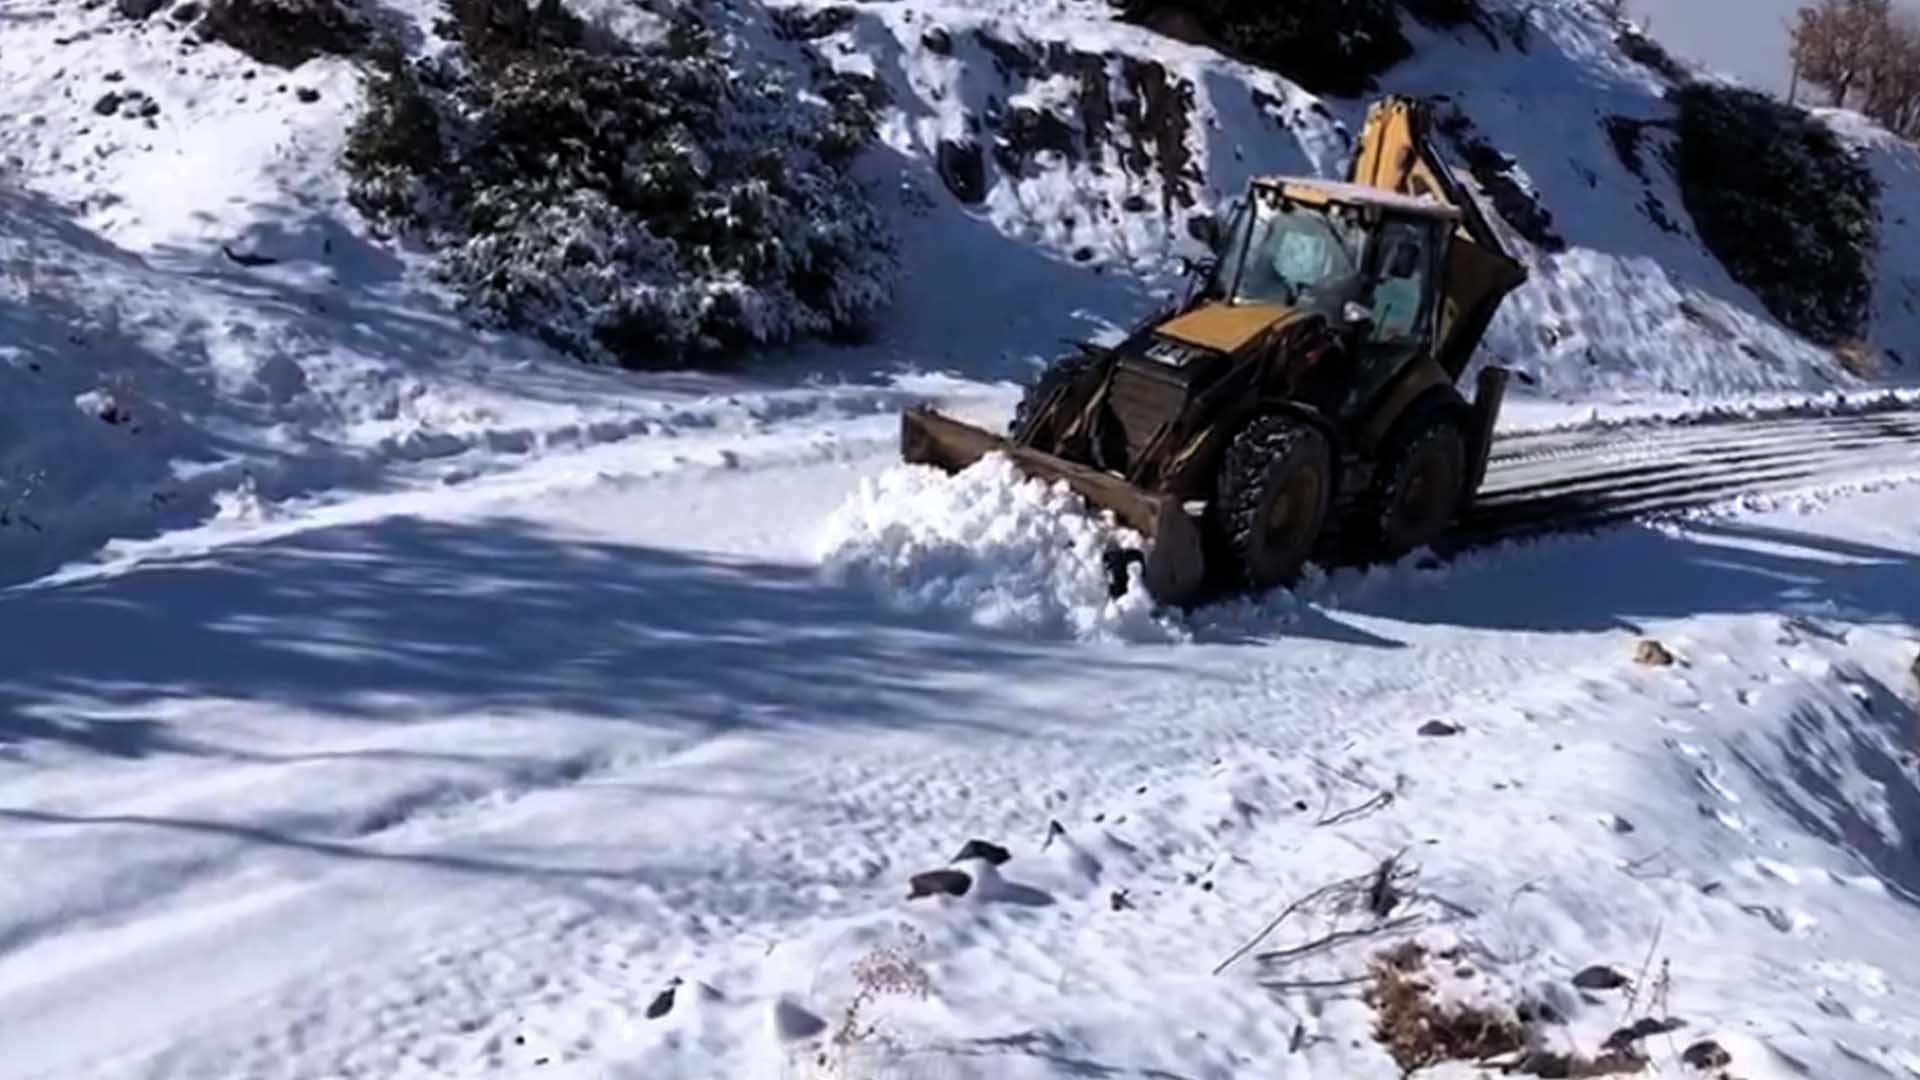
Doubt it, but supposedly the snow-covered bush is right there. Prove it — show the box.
[198,0,371,68]
[343,0,893,368]
[1670,84,1879,345]
[1117,0,1482,96]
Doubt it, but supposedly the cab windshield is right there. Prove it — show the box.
[1211,191,1368,318]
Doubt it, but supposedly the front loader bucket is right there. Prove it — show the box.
[901,406,1207,605]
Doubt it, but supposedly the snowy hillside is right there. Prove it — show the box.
[4,0,1920,1078]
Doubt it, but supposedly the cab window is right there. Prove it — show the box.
[1368,221,1434,344]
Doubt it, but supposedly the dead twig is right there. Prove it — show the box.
[1617,918,1665,1029]
[1367,850,1413,917]
[1316,790,1394,827]
[1212,872,1371,976]
[1258,974,1373,990]
[1255,914,1426,966]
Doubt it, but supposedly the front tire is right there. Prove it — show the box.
[1215,415,1334,589]
[1372,415,1468,559]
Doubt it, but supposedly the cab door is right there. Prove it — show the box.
[1340,216,1444,422]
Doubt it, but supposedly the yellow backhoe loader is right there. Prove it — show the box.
[901,96,1529,604]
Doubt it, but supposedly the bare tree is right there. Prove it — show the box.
[1864,13,1920,138]
[1790,0,1891,107]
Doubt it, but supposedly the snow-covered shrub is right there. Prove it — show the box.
[199,0,371,68]
[1671,84,1878,345]
[343,0,893,368]
[1117,0,1482,96]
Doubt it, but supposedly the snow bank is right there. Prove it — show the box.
[817,455,1184,643]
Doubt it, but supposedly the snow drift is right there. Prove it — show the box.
[817,454,1181,643]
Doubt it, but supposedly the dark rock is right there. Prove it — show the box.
[170,1,202,22]
[952,839,1010,865]
[908,868,971,899]
[644,980,678,1019]
[1109,889,1132,911]
[93,92,123,115]
[1418,719,1462,737]
[1120,193,1149,212]
[296,86,320,102]
[117,0,166,18]
[973,28,1036,78]
[104,70,126,82]
[1601,1016,1686,1052]
[770,5,853,40]
[1071,246,1094,262]
[1680,1039,1730,1070]
[935,138,986,204]
[1571,964,1629,990]
[1633,639,1676,666]
[920,25,951,54]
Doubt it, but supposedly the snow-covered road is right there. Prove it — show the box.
[4,413,1919,1079]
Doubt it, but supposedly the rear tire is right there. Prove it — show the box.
[1009,352,1100,436]
[1215,415,1334,589]
[1372,414,1468,559]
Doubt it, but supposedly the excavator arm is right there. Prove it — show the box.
[1347,97,1529,381]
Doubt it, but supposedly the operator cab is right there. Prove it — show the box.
[1208,178,1460,343]
[1206,178,1462,416]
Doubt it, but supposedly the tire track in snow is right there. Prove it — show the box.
[1457,410,1920,548]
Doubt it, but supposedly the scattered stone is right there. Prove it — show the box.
[1571,964,1630,990]
[93,92,123,116]
[1604,813,1635,834]
[1601,1015,1686,1051]
[1072,246,1094,262]
[951,839,1010,866]
[221,244,280,267]
[104,70,126,83]
[296,86,320,103]
[1680,1039,1730,1070]
[907,868,971,899]
[170,0,202,22]
[770,4,853,40]
[920,25,951,54]
[644,980,678,1020]
[1418,719,1462,737]
[935,138,985,204]
[117,0,166,18]
[771,996,828,1041]
[1121,193,1149,212]
[1109,889,1132,911]
[1633,639,1676,666]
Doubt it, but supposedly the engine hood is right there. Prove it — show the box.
[1152,302,1309,354]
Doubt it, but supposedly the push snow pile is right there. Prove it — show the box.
[817,454,1183,643]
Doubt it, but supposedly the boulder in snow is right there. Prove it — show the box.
[1633,639,1676,667]
[907,868,971,899]
[951,838,1010,865]
[1570,964,1629,990]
